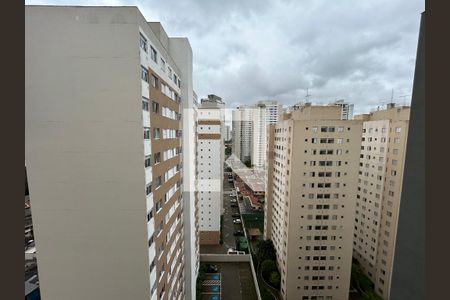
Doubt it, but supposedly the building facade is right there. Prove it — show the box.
[252,100,281,169]
[225,125,231,142]
[197,95,225,244]
[26,6,197,300]
[330,100,354,120]
[265,104,362,300]
[353,104,410,299]
[232,106,253,164]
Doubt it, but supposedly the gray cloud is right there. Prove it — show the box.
[26,0,424,114]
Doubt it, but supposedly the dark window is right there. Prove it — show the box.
[151,74,158,88]
[142,98,149,111]
[144,127,150,140]
[154,152,161,164]
[146,183,152,195]
[141,66,148,82]
[152,101,159,113]
[145,155,151,168]
[139,33,147,52]
[150,46,157,62]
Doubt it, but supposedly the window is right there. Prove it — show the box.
[148,234,154,247]
[168,67,173,80]
[142,97,149,111]
[312,127,318,132]
[337,138,343,144]
[160,58,166,71]
[146,183,152,195]
[144,127,150,140]
[153,128,161,139]
[173,74,178,84]
[394,138,401,143]
[395,127,401,133]
[145,155,151,168]
[155,176,162,189]
[393,149,399,155]
[139,33,147,52]
[151,74,158,88]
[154,152,161,164]
[156,199,163,212]
[141,66,148,82]
[150,46,157,62]
[152,101,159,114]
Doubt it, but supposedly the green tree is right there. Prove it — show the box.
[256,240,277,263]
[261,259,277,279]
[269,271,281,288]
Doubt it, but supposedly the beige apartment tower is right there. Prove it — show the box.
[197,95,225,244]
[265,104,362,300]
[26,6,198,300]
[352,104,410,299]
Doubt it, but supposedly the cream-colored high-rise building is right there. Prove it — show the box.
[26,6,198,300]
[232,106,253,163]
[265,104,362,300]
[252,100,281,169]
[352,104,410,300]
[197,95,225,244]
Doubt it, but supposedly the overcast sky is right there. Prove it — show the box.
[26,0,424,115]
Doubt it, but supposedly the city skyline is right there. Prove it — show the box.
[24,4,424,300]
[25,0,423,115]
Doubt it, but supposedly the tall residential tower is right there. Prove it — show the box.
[232,106,253,164]
[197,95,225,244]
[252,100,281,169]
[265,104,362,300]
[26,6,197,300]
[353,104,410,299]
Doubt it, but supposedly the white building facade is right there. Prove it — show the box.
[196,95,225,244]
[251,100,281,169]
[232,106,253,164]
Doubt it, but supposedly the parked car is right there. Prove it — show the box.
[230,198,237,203]
[231,203,238,207]
[232,213,240,218]
[205,264,218,273]
[233,218,242,224]
[233,230,244,236]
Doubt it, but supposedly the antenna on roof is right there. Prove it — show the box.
[390,88,394,103]
[305,88,311,103]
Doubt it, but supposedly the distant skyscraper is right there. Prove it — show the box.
[197,95,225,244]
[232,106,253,163]
[252,100,281,169]
[225,125,231,141]
[353,104,410,300]
[330,100,354,120]
[26,6,197,300]
[265,104,362,300]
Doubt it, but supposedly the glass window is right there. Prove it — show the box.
[150,46,157,62]
[139,33,147,52]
